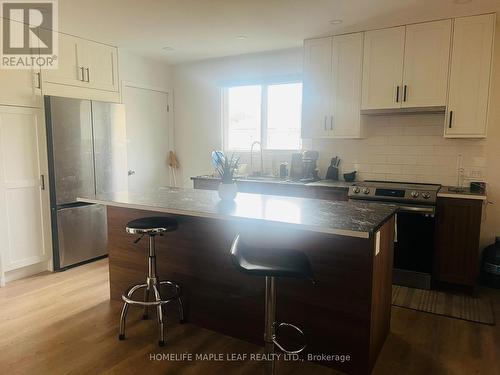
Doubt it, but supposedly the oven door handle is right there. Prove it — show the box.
[396,205,435,215]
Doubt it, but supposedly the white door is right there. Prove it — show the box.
[0,106,51,272]
[402,20,452,108]
[362,27,405,110]
[42,32,86,87]
[122,84,172,192]
[85,41,119,92]
[445,14,495,138]
[330,32,364,138]
[301,37,333,138]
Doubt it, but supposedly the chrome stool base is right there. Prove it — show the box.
[118,228,184,347]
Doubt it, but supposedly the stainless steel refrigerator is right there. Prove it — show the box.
[44,96,128,270]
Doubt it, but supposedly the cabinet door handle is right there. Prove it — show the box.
[396,86,400,103]
[403,85,407,102]
[324,115,327,131]
[40,174,45,190]
[86,67,90,82]
[79,66,85,81]
[330,115,333,130]
[448,110,453,128]
[35,72,41,89]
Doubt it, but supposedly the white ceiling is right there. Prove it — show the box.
[58,0,500,64]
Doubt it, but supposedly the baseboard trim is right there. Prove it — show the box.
[4,261,51,284]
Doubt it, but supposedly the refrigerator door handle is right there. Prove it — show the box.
[40,174,45,190]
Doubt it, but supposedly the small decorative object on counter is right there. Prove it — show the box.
[212,151,239,201]
[470,181,487,194]
[343,171,357,182]
[481,237,500,288]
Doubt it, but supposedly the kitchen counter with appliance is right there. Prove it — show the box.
[78,187,396,374]
[437,186,487,200]
[78,187,397,238]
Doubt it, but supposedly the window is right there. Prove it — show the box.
[222,82,302,150]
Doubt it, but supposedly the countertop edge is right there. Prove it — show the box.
[437,192,487,200]
[77,197,371,239]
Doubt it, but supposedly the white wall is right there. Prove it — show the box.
[172,48,303,187]
[119,50,173,89]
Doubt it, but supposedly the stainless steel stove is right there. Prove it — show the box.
[348,180,440,215]
[349,181,442,290]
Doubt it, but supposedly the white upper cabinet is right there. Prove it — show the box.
[362,27,405,110]
[445,14,495,138]
[42,33,86,87]
[83,40,119,92]
[42,32,119,93]
[330,32,364,138]
[301,37,333,138]
[402,20,452,108]
[0,68,42,108]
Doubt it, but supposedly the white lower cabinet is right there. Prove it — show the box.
[0,106,51,276]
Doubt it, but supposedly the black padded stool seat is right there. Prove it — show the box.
[230,235,315,282]
[126,217,178,234]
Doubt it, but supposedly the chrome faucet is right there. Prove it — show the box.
[250,141,264,176]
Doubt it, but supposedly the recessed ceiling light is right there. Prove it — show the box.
[162,46,174,51]
[329,19,343,25]
[236,35,248,40]
[454,0,472,4]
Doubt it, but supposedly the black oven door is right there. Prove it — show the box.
[393,211,435,274]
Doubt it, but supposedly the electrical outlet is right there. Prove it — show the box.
[470,169,483,178]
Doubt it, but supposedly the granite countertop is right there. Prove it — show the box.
[78,187,397,239]
[438,186,487,200]
[191,175,353,189]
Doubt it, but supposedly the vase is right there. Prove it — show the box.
[218,182,238,201]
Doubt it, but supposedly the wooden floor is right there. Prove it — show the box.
[0,259,499,375]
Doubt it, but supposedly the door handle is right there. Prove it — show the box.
[86,67,90,82]
[403,85,407,102]
[330,115,333,130]
[79,66,85,81]
[396,86,400,103]
[40,174,45,190]
[324,115,327,131]
[128,170,136,176]
[448,110,453,128]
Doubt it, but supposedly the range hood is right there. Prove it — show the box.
[360,106,446,116]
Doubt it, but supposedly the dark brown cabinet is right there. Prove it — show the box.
[433,197,483,287]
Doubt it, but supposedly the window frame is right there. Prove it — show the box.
[221,79,302,152]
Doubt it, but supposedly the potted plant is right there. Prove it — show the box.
[212,151,240,200]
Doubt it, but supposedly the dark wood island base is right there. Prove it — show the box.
[107,206,394,374]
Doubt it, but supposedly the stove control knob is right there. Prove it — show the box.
[422,192,431,199]
[410,191,419,198]
[363,188,370,195]
[352,187,361,194]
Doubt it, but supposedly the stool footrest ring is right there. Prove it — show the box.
[121,282,181,306]
[272,322,307,354]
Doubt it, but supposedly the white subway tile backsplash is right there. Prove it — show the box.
[313,113,484,185]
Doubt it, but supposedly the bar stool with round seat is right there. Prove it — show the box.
[230,235,315,375]
[118,216,184,347]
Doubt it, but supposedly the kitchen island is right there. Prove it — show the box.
[78,188,397,374]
